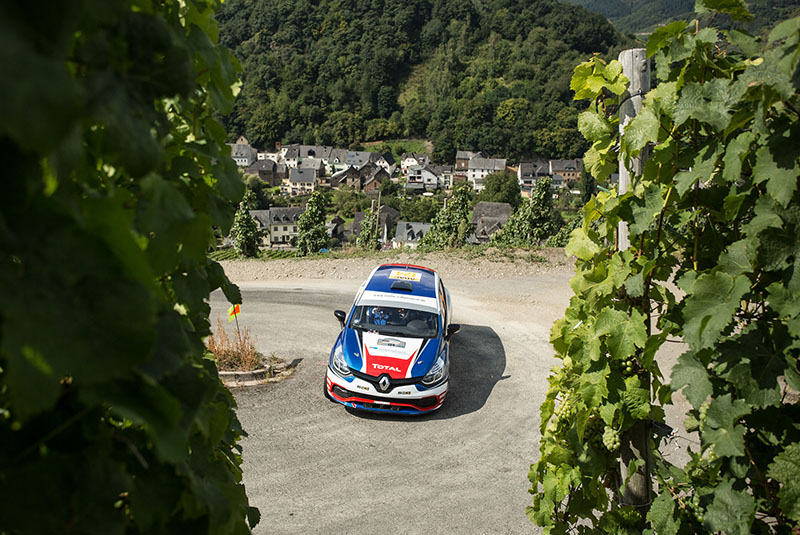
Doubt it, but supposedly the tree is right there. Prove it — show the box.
[529,9,800,534]
[400,195,442,223]
[296,191,328,255]
[230,189,262,257]
[420,184,473,249]
[475,170,523,210]
[491,177,558,246]
[0,1,258,533]
[356,209,380,250]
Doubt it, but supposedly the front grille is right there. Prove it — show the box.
[330,384,439,409]
[351,370,418,387]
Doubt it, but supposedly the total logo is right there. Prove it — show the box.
[372,363,402,373]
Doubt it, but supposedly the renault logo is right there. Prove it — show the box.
[378,375,391,392]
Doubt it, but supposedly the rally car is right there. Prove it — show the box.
[325,263,459,414]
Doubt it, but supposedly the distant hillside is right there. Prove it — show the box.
[217,0,630,163]
[563,0,800,34]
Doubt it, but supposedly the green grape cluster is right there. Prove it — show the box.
[585,416,605,448]
[689,493,705,524]
[610,355,638,376]
[697,401,710,432]
[602,426,621,452]
[554,391,577,424]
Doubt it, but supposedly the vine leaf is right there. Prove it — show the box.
[704,478,756,534]
[718,238,757,276]
[717,325,784,408]
[753,144,800,207]
[621,108,659,157]
[722,131,755,185]
[702,394,750,457]
[578,111,612,142]
[622,376,651,420]
[674,81,738,131]
[680,271,750,350]
[646,21,686,58]
[696,0,753,22]
[595,308,647,360]
[580,368,609,408]
[674,141,722,195]
[629,183,664,235]
[767,442,800,521]
[646,491,680,535]
[566,227,601,261]
[671,351,712,409]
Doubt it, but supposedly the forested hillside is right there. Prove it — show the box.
[217,0,628,162]
[564,0,800,34]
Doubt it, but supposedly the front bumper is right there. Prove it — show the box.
[326,367,447,414]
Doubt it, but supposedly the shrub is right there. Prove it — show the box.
[206,317,262,372]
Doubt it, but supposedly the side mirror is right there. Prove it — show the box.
[334,310,346,328]
[446,323,461,340]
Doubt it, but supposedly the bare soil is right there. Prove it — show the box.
[219,247,574,283]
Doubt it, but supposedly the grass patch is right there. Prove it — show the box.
[524,253,547,263]
[206,316,262,372]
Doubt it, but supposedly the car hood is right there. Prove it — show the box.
[342,328,441,379]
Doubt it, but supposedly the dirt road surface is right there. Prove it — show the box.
[210,252,690,534]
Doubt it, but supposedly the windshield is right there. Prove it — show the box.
[349,305,439,338]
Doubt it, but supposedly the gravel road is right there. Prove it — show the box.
[211,250,690,534]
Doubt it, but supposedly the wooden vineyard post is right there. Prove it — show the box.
[618,47,652,527]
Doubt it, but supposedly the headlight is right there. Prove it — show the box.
[421,352,446,386]
[331,343,351,376]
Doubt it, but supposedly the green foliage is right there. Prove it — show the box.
[356,209,380,251]
[218,0,625,160]
[546,216,582,247]
[475,171,523,210]
[229,189,262,257]
[0,1,258,533]
[529,6,800,534]
[492,177,559,246]
[400,195,442,223]
[296,191,328,255]
[564,0,800,35]
[419,185,472,249]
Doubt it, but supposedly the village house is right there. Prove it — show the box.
[454,150,488,183]
[326,215,346,244]
[299,157,326,177]
[245,160,286,187]
[373,152,396,175]
[391,221,431,249]
[470,202,512,243]
[248,210,271,246]
[406,165,441,193]
[282,145,300,169]
[229,136,257,167]
[549,158,582,182]
[431,165,453,190]
[282,168,317,196]
[467,157,507,192]
[257,150,282,163]
[362,165,390,195]
[327,148,350,173]
[400,153,430,175]
[265,206,305,245]
[330,166,361,189]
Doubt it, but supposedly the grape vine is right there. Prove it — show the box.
[0,1,258,532]
[529,2,800,534]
